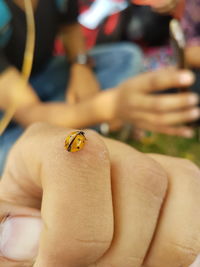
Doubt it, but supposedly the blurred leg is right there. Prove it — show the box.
[30,56,70,101]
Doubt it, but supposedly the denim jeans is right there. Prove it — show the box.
[0,42,143,175]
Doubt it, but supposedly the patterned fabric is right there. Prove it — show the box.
[181,0,200,45]
[144,0,200,70]
[143,46,174,71]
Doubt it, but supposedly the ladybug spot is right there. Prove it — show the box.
[77,146,80,149]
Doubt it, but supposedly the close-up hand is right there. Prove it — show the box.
[0,123,200,267]
[112,67,200,137]
[66,64,100,104]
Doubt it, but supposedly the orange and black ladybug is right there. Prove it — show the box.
[65,131,86,152]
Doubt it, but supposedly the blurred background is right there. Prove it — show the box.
[69,0,200,166]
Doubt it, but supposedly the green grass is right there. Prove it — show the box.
[129,133,200,167]
[110,129,200,166]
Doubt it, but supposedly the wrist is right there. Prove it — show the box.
[70,53,95,69]
[70,63,93,73]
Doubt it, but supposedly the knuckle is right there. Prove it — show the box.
[80,129,111,168]
[138,156,168,198]
[127,154,168,199]
[167,241,198,265]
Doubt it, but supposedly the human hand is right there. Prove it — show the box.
[0,67,39,111]
[112,67,200,137]
[66,64,100,104]
[0,123,200,266]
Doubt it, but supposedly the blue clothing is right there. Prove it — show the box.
[0,42,143,174]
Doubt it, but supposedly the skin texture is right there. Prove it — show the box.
[0,123,200,267]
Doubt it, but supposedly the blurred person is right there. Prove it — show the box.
[0,0,142,173]
[0,122,200,267]
[79,0,183,49]
[0,0,200,176]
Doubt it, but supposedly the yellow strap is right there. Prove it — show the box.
[0,0,35,135]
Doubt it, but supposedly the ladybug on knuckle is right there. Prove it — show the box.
[65,130,86,152]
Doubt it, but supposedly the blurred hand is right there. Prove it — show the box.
[112,67,200,137]
[0,67,39,110]
[0,123,200,266]
[66,64,100,104]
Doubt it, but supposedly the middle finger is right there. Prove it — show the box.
[95,138,168,267]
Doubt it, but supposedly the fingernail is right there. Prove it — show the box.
[0,216,42,261]
[189,254,200,267]
[179,71,195,85]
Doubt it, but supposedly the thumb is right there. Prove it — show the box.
[0,216,42,263]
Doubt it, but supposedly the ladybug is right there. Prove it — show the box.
[65,131,86,152]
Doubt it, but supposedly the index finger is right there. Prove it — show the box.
[144,154,200,267]
[127,67,195,93]
[1,123,113,267]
